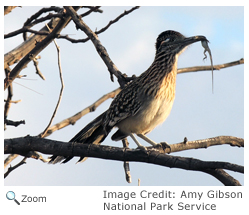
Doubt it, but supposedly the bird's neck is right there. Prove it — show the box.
[140,52,178,101]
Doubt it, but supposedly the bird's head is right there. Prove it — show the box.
[156,30,208,55]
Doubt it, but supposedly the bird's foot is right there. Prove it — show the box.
[157,142,171,153]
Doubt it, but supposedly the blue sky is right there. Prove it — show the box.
[4,6,244,186]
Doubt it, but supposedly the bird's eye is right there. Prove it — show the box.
[164,38,170,43]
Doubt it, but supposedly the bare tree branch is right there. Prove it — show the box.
[4,67,25,129]
[22,6,63,40]
[4,17,59,69]
[82,6,103,13]
[177,58,244,74]
[4,154,19,168]
[4,136,244,174]
[4,6,19,15]
[32,56,46,80]
[4,157,27,178]
[4,14,65,39]
[166,136,244,154]
[95,6,140,35]
[40,37,64,138]
[24,13,63,30]
[64,6,132,88]
[57,6,139,45]
[4,7,81,90]
[4,99,21,104]
[203,169,241,186]
[4,119,25,127]
[4,27,50,39]
[4,6,243,186]
[79,6,102,17]
[4,68,13,122]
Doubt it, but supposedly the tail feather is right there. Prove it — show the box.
[49,111,111,164]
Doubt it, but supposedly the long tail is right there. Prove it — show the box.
[49,111,111,164]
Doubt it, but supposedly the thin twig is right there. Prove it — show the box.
[79,6,102,17]
[5,119,25,127]
[4,69,25,129]
[22,6,63,40]
[5,13,63,40]
[4,99,21,104]
[24,13,63,29]
[95,6,140,35]
[166,136,244,154]
[4,154,19,168]
[4,27,50,39]
[81,6,103,14]
[4,157,27,178]
[33,56,46,80]
[23,6,62,26]
[177,58,244,74]
[40,36,64,138]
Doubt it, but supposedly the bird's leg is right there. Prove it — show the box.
[137,134,158,146]
[137,134,171,150]
[129,133,147,152]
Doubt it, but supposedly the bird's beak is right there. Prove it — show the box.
[182,35,209,46]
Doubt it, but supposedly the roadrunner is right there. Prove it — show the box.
[50,30,209,164]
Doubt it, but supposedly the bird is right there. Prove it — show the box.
[49,30,208,164]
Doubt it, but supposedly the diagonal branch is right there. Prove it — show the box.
[4,154,19,168]
[79,6,102,17]
[41,87,121,138]
[33,56,46,80]
[4,7,81,90]
[203,169,241,186]
[4,17,59,69]
[4,157,27,178]
[63,6,131,88]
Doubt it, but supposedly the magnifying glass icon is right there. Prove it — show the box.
[6,191,20,205]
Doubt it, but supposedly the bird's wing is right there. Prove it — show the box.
[104,83,142,127]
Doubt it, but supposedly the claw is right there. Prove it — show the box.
[159,142,171,152]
